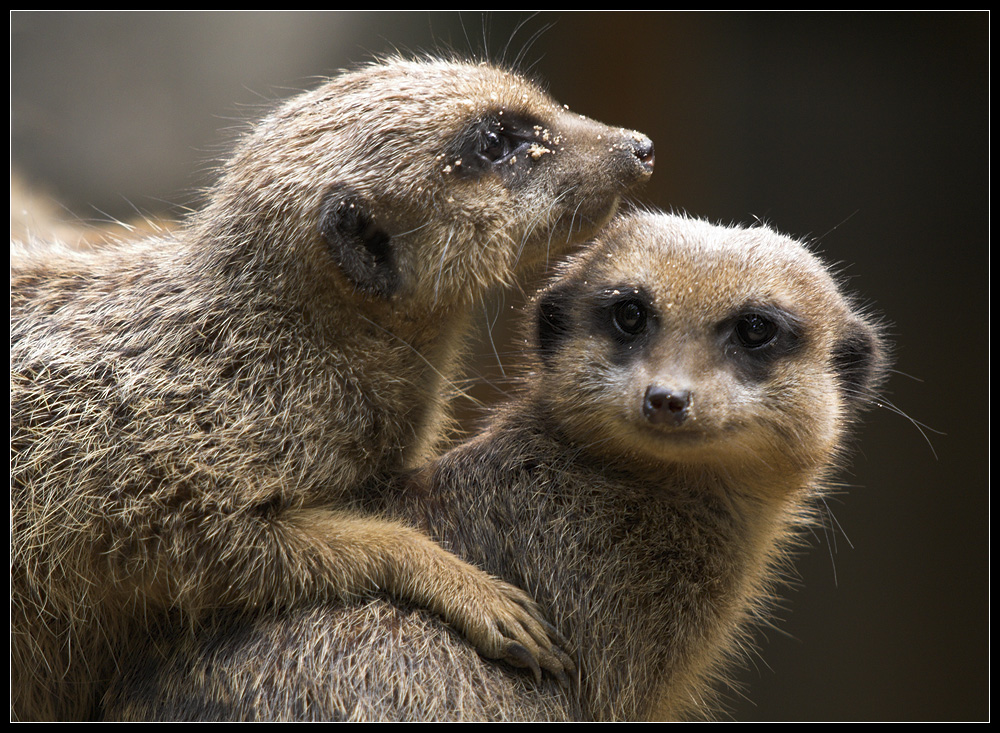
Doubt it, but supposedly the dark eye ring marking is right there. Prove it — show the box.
[722,304,804,381]
[449,112,545,180]
[593,286,655,357]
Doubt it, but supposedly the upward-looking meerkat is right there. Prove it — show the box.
[103,211,888,721]
[10,56,654,721]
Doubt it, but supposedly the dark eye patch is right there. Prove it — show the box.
[449,112,541,179]
[720,304,804,382]
[592,285,656,363]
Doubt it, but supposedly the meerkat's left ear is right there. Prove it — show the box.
[319,185,399,298]
[831,315,890,412]
[534,281,577,365]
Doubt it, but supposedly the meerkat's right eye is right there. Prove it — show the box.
[612,297,648,337]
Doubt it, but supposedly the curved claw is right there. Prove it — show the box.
[494,587,578,687]
[540,618,573,657]
[436,567,576,689]
[503,641,542,684]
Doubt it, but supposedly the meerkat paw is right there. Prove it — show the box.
[447,576,575,690]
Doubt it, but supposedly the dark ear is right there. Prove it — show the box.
[832,317,889,409]
[535,282,575,364]
[319,185,399,298]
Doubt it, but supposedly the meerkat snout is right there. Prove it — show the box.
[643,384,691,425]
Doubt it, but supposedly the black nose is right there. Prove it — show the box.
[631,134,655,174]
[643,384,690,426]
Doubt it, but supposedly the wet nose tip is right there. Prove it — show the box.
[643,384,690,425]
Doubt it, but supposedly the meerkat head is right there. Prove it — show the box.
[531,212,888,481]
[199,56,653,312]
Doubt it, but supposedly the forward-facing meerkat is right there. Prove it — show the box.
[103,211,888,721]
[10,57,654,720]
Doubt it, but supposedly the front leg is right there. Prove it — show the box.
[146,506,573,687]
[282,509,574,687]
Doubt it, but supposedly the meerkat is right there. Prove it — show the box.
[102,211,888,721]
[10,56,654,721]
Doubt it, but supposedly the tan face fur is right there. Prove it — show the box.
[534,212,885,482]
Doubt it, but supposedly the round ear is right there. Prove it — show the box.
[535,282,576,365]
[831,316,890,411]
[318,185,399,298]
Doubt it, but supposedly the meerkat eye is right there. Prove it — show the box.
[612,297,648,336]
[458,114,539,175]
[734,313,778,348]
[480,125,519,163]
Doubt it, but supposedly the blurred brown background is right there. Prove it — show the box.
[10,11,987,721]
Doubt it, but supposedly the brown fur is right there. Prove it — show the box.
[102,211,888,721]
[10,56,653,721]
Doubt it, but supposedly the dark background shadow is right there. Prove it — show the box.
[10,11,987,721]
